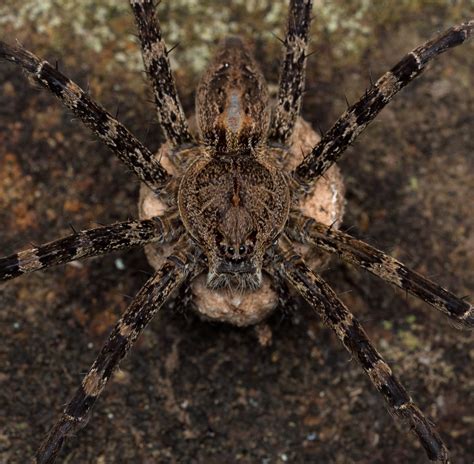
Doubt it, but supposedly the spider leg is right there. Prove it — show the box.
[35,241,201,464]
[0,41,170,192]
[286,215,473,328]
[130,0,194,147]
[269,0,313,144]
[0,214,182,282]
[274,240,449,463]
[292,21,473,191]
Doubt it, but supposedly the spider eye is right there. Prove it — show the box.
[239,245,246,254]
[227,246,235,255]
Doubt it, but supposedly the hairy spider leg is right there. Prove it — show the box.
[286,215,474,329]
[36,243,202,464]
[130,0,194,147]
[0,214,182,282]
[269,0,313,144]
[293,21,474,193]
[0,42,170,192]
[275,242,449,462]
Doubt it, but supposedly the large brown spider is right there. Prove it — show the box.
[1,1,472,463]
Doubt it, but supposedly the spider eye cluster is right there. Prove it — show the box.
[216,230,256,263]
[219,243,251,259]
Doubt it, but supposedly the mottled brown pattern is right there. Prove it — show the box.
[130,0,194,147]
[0,42,171,192]
[270,0,313,144]
[0,215,181,282]
[196,37,270,153]
[294,20,474,190]
[287,215,473,328]
[276,243,448,461]
[0,2,472,463]
[178,152,290,291]
[36,246,200,464]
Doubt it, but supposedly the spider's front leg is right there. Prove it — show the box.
[293,20,473,191]
[272,239,449,463]
[36,240,202,464]
[130,0,194,147]
[269,0,313,144]
[0,42,170,192]
[286,215,473,328]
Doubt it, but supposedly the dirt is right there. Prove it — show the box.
[1,3,473,464]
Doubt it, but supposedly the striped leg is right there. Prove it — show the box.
[130,0,194,147]
[0,42,170,192]
[269,0,313,144]
[286,215,473,328]
[0,215,182,282]
[293,21,473,190]
[36,243,201,464]
[275,243,449,462]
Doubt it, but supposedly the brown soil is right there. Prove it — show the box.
[1,4,473,464]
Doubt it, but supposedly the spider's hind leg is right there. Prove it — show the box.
[269,0,313,145]
[130,0,194,148]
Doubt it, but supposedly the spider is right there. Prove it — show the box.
[0,1,472,462]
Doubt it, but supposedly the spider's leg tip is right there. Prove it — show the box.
[460,305,474,329]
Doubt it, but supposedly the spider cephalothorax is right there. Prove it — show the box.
[0,1,472,463]
[178,152,290,290]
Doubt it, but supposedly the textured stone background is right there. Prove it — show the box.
[1,1,473,463]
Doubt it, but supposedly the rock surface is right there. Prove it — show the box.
[1,2,473,463]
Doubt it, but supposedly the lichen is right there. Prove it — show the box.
[2,0,467,77]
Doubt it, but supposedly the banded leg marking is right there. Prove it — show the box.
[0,215,182,282]
[293,21,473,189]
[0,41,170,192]
[130,0,194,147]
[286,215,473,328]
[35,244,201,464]
[277,246,449,462]
[269,0,313,144]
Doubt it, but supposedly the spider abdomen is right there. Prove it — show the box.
[196,36,270,154]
